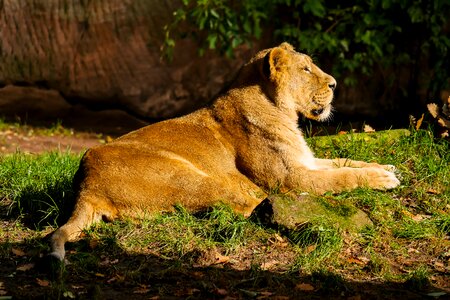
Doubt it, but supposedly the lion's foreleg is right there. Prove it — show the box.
[286,166,400,194]
[314,158,396,172]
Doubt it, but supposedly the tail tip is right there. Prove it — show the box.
[37,252,65,279]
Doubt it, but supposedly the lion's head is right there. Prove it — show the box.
[241,43,337,122]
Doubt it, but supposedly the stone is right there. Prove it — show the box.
[251,194,372,233]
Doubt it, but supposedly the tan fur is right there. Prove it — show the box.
[49,43,400,261]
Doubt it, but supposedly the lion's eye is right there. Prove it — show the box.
[303,67,312,74]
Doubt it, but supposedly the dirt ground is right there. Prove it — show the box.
[0,108,148,154]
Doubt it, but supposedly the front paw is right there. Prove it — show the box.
[364,168,400,190]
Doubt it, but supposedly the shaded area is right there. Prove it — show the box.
[0,235,446,299]
[0,85,148,136]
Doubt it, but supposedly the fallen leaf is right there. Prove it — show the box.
[89,239,100,249]
[133,287,150,294]
[187,288,200,295]
[427,292,447,297]
[100,258,119,266]
[427,188,440,195]
[415,113,424,130]
[434,261,446,272]
[411,214,425,222]
[305,244,316,254]
[257,291,274,299]
[0,282,7,296]
[427,103,440,118]
[296,283,314,291]
[214,252,230,264]
[107,274,125,284]
[338,131,348,135]
[261,260,278,270]
[36,278,50,287]
[363,124,375,133]
[63,291,76,299]
[17,263,35,271]
[11,248,26,257]
[408,248,420,254]
[347,257,366,266]
[71,285,84,289]
[240,289,258,297]
[215,288,228,296]
[174,288,200,296]
[402,210,414,218]
[192,271,204,279]
[95,273,105,277]
[274,234,284,242]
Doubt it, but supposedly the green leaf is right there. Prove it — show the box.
[340,40,349,52]
[303,0,326,17]
[207,34,217,49]
[210,8,219,18]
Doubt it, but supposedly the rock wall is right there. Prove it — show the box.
[0,0,256,120]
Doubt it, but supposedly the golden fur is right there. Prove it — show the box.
[49,43,399,261]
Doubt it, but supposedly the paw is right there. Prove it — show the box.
[365,168,400,190]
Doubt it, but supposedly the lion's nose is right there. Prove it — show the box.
[328,79,337,91]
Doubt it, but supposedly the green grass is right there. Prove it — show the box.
[0,151,81,227]
[0,127,449,298]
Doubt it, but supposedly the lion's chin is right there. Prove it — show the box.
[305,105,332,122]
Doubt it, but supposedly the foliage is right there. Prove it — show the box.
[165,0,449,95]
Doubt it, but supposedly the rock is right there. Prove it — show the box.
[251,194,372,233]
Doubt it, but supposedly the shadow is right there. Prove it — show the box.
[0,235,447,300]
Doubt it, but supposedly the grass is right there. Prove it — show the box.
[0,151,81,227]
[0,127,449,298]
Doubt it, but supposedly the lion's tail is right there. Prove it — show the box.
[48,196,101,262]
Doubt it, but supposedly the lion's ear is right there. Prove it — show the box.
[279,42,294,51]
[262,47,289,82]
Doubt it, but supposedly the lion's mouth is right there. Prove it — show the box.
[309,103,332,121]
[311,107,325,116]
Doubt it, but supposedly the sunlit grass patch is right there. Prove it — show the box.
[0,151,81,227]
[0,127,448,296]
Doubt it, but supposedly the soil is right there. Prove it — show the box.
[0,108,147,154]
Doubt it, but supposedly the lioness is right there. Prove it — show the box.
[49,43,399,262]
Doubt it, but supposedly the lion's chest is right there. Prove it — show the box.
[235,130,317,187]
